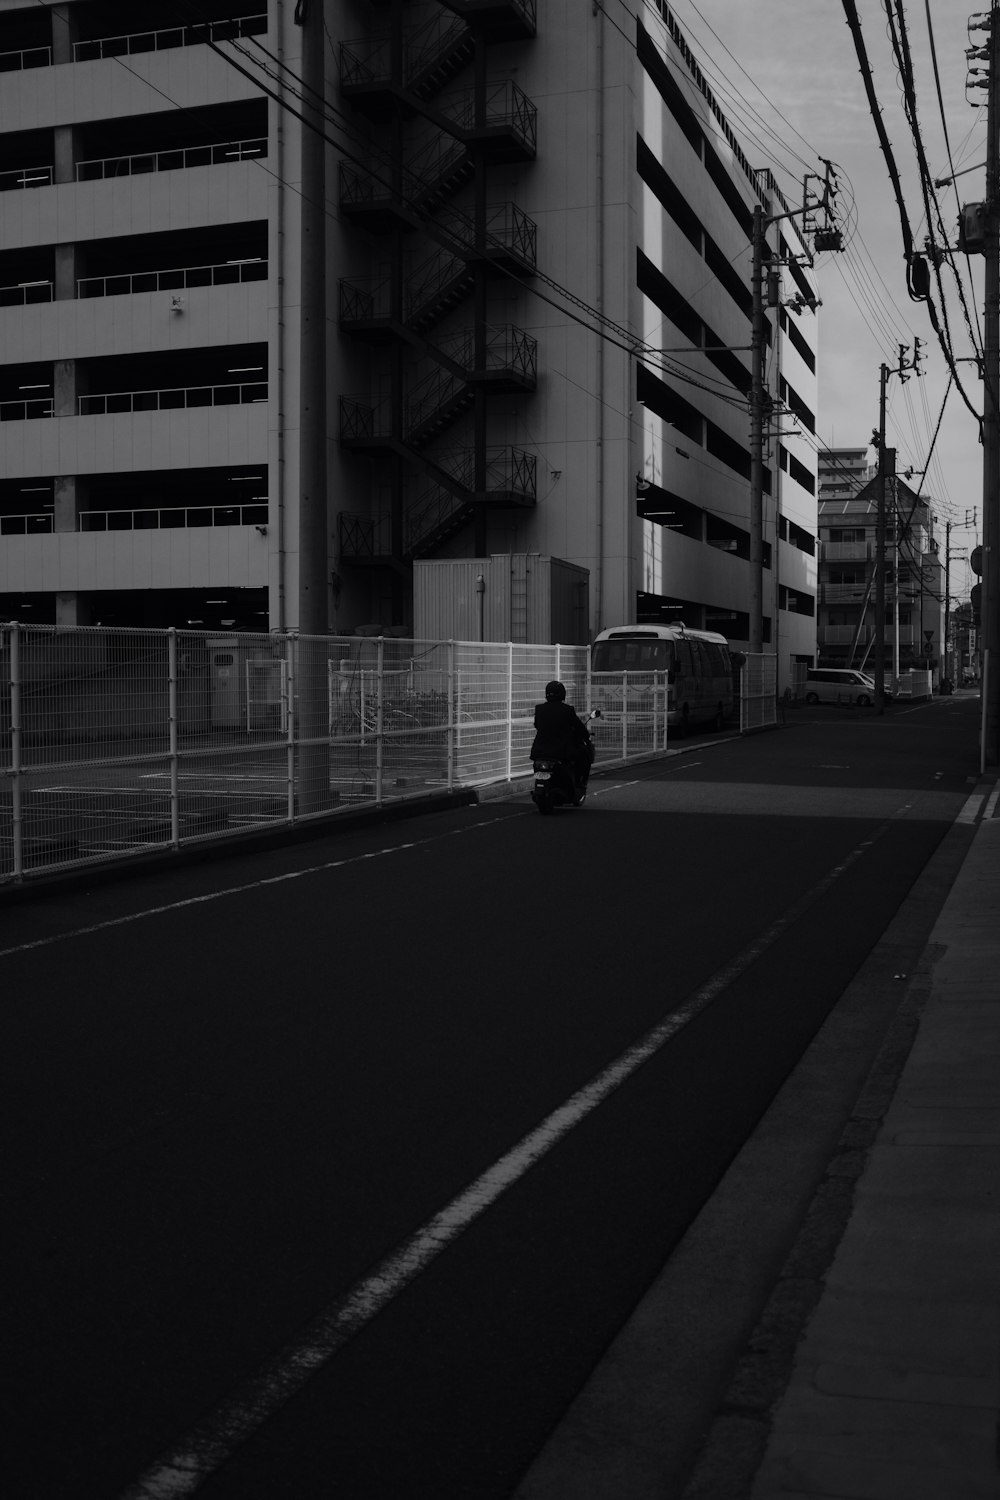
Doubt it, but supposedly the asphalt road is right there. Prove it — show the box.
[1,693,982,1499]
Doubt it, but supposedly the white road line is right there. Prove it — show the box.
[985,783,1000,820]
[118,824,887,1499]
[0,817,514,962]
[957,791,987,824]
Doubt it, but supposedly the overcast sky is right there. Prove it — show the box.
[665,0,986,598]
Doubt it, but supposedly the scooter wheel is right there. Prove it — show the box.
[534,793,553,815]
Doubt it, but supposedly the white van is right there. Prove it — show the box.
[804,668,876,706]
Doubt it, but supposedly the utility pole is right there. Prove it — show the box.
[749,204,766,653]
[748,166,840,658]
[875,364,890,714]
[982,0,1000,764]
[872,339,922,711]
[297,0,331,809]
[944,519,952,682]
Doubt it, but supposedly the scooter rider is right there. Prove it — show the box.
[529,680,594,790]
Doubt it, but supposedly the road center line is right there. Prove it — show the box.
[117,818,895,1499]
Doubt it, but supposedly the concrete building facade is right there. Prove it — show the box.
[817,446,944,677]
[0,0,819,678]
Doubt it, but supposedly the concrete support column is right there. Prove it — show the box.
[56,593,90,628]
[53,125,75,185]
[53,475,79,532]
[53,360,78,417]
[51,5,78,65]
[54,244,79,301]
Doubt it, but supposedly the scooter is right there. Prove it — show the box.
[531,710,601,815]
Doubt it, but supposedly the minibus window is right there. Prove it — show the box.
[592,639,673,672]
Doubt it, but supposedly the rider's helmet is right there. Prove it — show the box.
[544,680,567,702]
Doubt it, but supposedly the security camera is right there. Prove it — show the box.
[255,525,268,536]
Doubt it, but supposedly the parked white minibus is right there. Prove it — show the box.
[591,623,735,733]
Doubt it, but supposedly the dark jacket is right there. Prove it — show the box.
[529,700,591,761]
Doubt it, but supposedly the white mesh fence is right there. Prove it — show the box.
[740,653,779,732]
[1,625,765,882]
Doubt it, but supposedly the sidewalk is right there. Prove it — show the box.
[742,790,1000,1500]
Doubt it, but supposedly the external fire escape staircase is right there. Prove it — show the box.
[335,0,539,572]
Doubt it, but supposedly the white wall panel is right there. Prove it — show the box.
[0,527,268,591]
[0,45,262,134]
[0,406,268,479]
[0,165,269,253]
[0,285,268,362]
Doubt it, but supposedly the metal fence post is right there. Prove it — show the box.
[167,628,180,849]
[622,670,628,760]
[447,640,455,790]
[286,634,297,822]
[9,624,23,880]
[506,641,513,780]
[375,635,384,806]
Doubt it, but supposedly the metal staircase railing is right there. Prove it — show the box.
[405,327,537,447]
[340,11,473,99]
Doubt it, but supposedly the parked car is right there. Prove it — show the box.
[804,668,878,706]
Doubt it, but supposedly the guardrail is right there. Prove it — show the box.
[76,138,266,181]
[78,259,267,298]
[78,381,267,415]
[72,13,266,61]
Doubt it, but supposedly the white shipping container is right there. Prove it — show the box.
[413,554,590,644]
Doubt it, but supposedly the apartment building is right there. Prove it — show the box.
[0,0,819,673]
[817,447,944,675]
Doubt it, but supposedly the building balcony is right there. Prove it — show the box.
[441,81,537,160]
[820,540,873,561]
